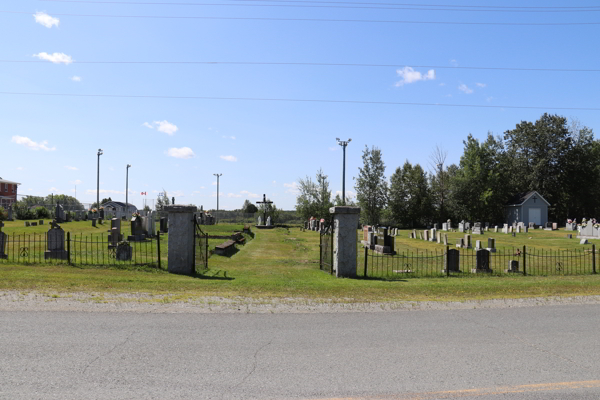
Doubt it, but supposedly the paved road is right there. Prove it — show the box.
[1,304,600,399]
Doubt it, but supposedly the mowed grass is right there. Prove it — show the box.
[2,225,600,302]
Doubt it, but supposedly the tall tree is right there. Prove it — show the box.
[354,146,388,225]
[295,169,333,220]
[241,199,259,214]
[428,145,449,224]
[389,161,432,227]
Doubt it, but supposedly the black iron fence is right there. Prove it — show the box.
[195,220,209,272]
[361,245,598,278]
[0,232,160,267]
[319,218,334,274]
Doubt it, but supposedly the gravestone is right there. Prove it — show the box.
[456,238,464,248]
[486,238,496,252]
[509,226,513,233]
[472,249,491,273]
[146,212,156,237]
[506,260,520,273]
[374,227,395,254]
[566,234,572,239]
[7,206,13,221]
[458,221,465,233]
[44,221,69,260]
[257,215,262,226]
[55,203,66,223]
[128,215,146,241]
[430,228,436,242]
[160,217,168,233]
[494,226,498,233]
[31,222,37,226]
[437,231,441,244]
[39,220,44,225]
[443,234,448,245]
[108,218,123,247]
[475,240,482,250]
[464,234,472,249]
[512,232,516,237]
[266,216,272,226]
[578,223,599,238]
[565,222,576,231]
[0,222,6,259]
[412,229,417,239]
[92,218,97,227]
[423,230,429,241]
[465,222,471,231]
[552,223,558,230]
[516,226,521,233]
[580,239,589,245]
[116,242,132,261]
[502,224,508,234]
[529,222,536,229]
[444,248,461,273]
[419,232,423,240]
[442,223,448,231]
[433,223,438,230]
[472,222,483,235]
[24,221,30,227]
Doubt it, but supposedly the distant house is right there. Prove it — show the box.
[505,191,549,226]
[0,177,20,208]
[100,201,138,214]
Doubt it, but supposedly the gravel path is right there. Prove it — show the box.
[2,290,600,313]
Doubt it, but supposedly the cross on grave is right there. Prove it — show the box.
[50,220,61,230]
[255,194,273,226]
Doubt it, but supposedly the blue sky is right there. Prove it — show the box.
[2,1,600,210]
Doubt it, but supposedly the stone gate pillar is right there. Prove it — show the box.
[330,206,361,278]
[164,205,197,275]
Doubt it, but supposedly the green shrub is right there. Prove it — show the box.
[35,206,51,219]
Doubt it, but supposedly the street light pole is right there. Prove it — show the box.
[97,149,103,213]
[213,173,222,224]
[126,164,131,217]
[336,138,351,205]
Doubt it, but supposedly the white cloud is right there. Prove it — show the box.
[220,155,237,162]
[143,120,178,135]
[458,84,474,94]
[450,59,458,66]
[439,83,446,86]
[171,190,185,198]
[335,190,357,201]
[212,182,217,186]
[49,187,60,192]
[395,67,436,87]
[16,167,24,170]
[476,82,487,88]
[71,76,82,82]
[222,135,236,140]
[211,192,224,197]
[240,190,260,199]
[227,193,242,198]
[70,179,82,185]
[445,94,453,98]
[272,181,277,185]
[64,165,78,170]
[328,147,338,151]
[166,147,195,159]
[33,52,73,64]
[34,12,59,28]
[11,135,56,151]
[284,182,300,194]
[486,97,494,102]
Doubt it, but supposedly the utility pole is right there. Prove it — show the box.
[97,149,103,211]
[213,173,222,224]
[336,138,351,205]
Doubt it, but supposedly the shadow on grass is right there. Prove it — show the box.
[191,269,234,280]
[355,276,409,282]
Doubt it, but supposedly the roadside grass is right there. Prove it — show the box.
[2,226,600,302]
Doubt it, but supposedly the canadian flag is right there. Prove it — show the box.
[141,192,147,195]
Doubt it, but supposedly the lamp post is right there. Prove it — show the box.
[126,164,131,217]
[213,173,222,224]
[336,138,351,205]
[97,149,103,214]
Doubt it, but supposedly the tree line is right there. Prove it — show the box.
[354,114,598,227]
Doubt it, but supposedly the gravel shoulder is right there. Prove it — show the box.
[2,290,600,314]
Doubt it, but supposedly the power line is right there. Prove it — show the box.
[33,0,600,12]
[37,0,600,10]
[2,59,600,72]
[1,91,598,111]
[4,10,600,25]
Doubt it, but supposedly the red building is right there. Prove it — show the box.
[0,178,20,208]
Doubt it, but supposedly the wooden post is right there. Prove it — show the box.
[363,246,368,277]
[156,230,161,269]
[67,232,71,265]
[593,244,596,274]
[522,245,527,276]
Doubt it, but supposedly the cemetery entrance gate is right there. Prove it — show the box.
[319,217,334,274]
[194,216,209,271]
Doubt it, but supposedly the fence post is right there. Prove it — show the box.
[593,244,597,274]
[156,230,161,269]
[446,246,450,277]
[522,245,526,276]
[67,232,71,265]
[319,236,322,269]
[363,246,368,277]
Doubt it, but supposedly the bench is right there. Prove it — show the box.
[215,240,236,256]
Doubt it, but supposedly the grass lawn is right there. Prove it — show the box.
[2,225,600,303]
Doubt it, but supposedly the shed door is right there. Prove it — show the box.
[529,208,541,225]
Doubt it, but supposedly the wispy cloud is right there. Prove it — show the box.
[33,12,59,28]
[33,52,73,64]
[16,167,24,170]
[143,120,179,135]
[49,187,60,192]
[395,67,435,87]
[64,166,78,170]
[11,135,56,151]
[71,76,82,82]
[240,190,260,199]
[70,179,82,185]
[458,84,474,94]
[284,182,300,194]
[220,155,237,162]
[166,147,195,159]
[450,59,459,67]
[476,82,487,88]
[227,193,242,198]
[222,135,236,140]
[328,146,338,151]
